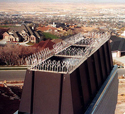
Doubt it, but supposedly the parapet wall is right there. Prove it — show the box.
[85,65,118,114]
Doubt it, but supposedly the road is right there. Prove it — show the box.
[0,68,124,82]
[19,40,30,46]
[0,70,26,81]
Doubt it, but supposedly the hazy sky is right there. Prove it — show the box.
[0,0,125,3]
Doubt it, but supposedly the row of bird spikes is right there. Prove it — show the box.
[25,32,110,72]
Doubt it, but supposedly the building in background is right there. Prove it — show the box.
[2,24,43,43]
[110,36,125,58]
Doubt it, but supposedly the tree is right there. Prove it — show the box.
[0,44,37,65]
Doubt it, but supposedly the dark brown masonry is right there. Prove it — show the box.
[18,32,118,114]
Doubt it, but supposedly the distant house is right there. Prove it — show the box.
[57,27,64,31]
[30,35,36,43]
[48,22,56,28]
[0,28,9,39]
[3,32,10,40]
[55,22,66,29]
[3,31,20,42]
[110,36,125,57]
[2,24,43,43]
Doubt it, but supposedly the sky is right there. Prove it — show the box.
[0,0,125,3]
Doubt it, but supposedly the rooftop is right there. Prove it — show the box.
[110,35,125,52]
[25,32,110,74]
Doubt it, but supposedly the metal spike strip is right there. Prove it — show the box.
[25,32,110,72]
